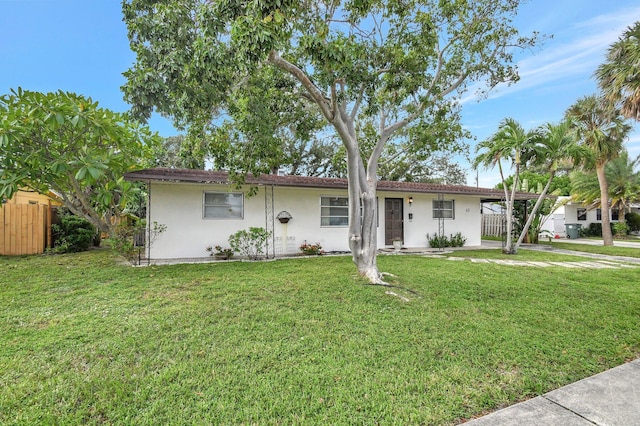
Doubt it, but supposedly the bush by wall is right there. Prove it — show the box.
[626,212,640,233]
[427,232,466,249]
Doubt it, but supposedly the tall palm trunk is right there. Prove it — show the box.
[596,164,614,246]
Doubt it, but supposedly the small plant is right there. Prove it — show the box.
[109,219,166,265]
[299,241,324,255]
[228,227,272,260]
[206,245,234,260]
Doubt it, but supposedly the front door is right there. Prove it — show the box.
[385,198,404,245]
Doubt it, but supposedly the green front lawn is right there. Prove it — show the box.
[549,241,640,258]
[1,250,639,425]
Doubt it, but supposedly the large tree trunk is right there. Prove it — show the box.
[596,164,614,246]
[343,124,383,283]
[350,184,381,282]
[266,51,385,283]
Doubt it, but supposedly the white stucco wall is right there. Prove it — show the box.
[147,182,483,259]
[564,204,621,229]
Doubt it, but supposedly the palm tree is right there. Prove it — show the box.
[596,21,640,121]
[570,151,640,236]
[514,120,587,250]
[606,152,640,223]
[566,95,632,246]
[474,118,533,254]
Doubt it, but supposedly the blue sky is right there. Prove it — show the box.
[2,0,639,187]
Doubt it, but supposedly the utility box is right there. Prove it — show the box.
[565,223,582,239]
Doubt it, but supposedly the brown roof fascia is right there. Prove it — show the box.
[123,168,540,200]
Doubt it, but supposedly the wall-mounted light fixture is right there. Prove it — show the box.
[408,196,414,205]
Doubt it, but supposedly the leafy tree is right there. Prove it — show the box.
[565,95,632,246]
[122,0,540,283]
[208,68,330,176]
[474,118,534,254]
[153,135,206,169]
[596,21,640,121]
[0,89,159,236]
[377,150,468,185]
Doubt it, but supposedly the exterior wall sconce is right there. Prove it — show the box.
[276,211,292,224]
[408,196,413,205]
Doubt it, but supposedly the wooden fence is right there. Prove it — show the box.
[482,214,505,237]
[0,203,51,255]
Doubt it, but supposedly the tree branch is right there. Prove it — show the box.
[349,82,366,121]
[267,51,333,121]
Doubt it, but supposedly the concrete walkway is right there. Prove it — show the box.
[463,359,640,425]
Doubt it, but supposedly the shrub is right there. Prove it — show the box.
[206,245,234,260]
[299,242,324,255]
[449,232,467,247]
[228,227,271,260]
[626,212,640,233]
[585,222,602,237]
[584,222,617,237]
[51,214,96,253]
[613,221,629,238]
[427,232,466,249]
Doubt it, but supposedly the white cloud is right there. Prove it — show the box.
[461,5,640,105]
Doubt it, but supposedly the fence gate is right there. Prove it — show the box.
[0,204,51,255]
[481,213,505,237]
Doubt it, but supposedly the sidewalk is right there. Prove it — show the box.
[463,359,640,425]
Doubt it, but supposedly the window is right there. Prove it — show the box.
[203,192,243,219]
[597,208,602,221]
[433,199,455,219]
[321,196,349,226]
[612,209,619,221]
[577,208,587,221]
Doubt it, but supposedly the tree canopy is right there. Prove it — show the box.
[596,21,640,121]
[0,89,159,235]
[122,0,540,282]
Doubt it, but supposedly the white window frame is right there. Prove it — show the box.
[203,192,244,220]
[433,199,455,219]
[320,196,349,227]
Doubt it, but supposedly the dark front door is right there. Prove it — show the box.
[385,198,404,245]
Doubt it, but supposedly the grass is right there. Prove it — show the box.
[548,241,640,258]
[1,249,640,425]
[439,248,588,261]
